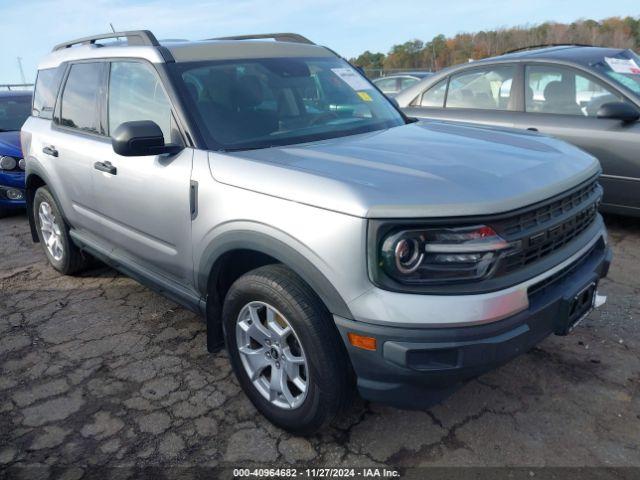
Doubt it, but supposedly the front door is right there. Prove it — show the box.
[511,63,640,211]
[91,60,194,285]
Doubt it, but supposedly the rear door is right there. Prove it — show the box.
[48,61,108,234]
[91,60,195,285]
[510,63,640,210]
[402,64,520,128]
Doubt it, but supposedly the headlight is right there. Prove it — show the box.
[0,156,17,170]
[375,224,521,286]
[18,158,26,170]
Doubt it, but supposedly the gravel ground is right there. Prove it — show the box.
[0,212,639,475]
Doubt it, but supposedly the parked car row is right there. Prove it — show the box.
[394,46,640,216]
[372,71,433,96]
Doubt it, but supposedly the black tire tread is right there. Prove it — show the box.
[34,186,89,275]
[223,264,353,434]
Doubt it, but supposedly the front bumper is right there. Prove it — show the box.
[335,228,612,409]
[0,170,26,209]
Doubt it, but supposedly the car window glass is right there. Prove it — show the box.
[108,62,172,140]
[176,57,403,150]
[399,77,419,90]
[446,66,514,110]
[33,67,63,120]
[59,63,103,134]
[525,65,622,117]
[420,78,447,107]
[374,78,398,92]
[0,95,32,131]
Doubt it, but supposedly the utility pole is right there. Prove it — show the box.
[16,57,26,84]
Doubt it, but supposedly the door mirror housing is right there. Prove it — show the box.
[111,121,183,157]
[596,102,640,123]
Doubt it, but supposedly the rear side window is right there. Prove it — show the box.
[108,61,172,140]
[33,67,63,119]
[446,66,515,110]
[59,63,104,134]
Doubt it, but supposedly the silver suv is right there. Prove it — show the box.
[22,30,612,434]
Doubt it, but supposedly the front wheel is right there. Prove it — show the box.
[222,264,353,435]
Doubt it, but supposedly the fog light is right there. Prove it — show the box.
[6,188,24,200]
[348,333,377,351]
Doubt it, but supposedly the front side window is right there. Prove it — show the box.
[59,63,104,134]
[174,57,404,151]
[420,78,447,107]
[526,65,623,116]
[108,61,172,140]
[0,94,32,132]
[446,66,514,110]
[33,67,63,120]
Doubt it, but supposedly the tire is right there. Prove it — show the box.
[222,264,353,435]
[33,186,89,275]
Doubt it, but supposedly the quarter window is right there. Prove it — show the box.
[446,66,515,110]
[59,63,104,134]
[108,62,172,140]
[525,65,623,116]
[420,78,447,107]
[33,67,64,120]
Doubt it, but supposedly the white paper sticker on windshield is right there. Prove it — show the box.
[605,57,640,75]
[331,67,372,90]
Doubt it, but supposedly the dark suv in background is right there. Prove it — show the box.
[395,46,640,217]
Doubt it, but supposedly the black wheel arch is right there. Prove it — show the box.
[200,230,354,352]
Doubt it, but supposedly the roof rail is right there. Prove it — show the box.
[209,33,315,45]
[501,43,596,55]
[52,30,160,52]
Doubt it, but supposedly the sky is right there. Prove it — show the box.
[0,0,638,84]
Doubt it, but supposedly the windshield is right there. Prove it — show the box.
[173,57,405,150]
[591,49,640,96]
[0,94,32,132]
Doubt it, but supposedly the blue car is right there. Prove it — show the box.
[0,90,31,217]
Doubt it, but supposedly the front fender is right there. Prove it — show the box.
[197,228,353,320]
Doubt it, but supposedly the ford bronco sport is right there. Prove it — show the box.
[22,31,611,434]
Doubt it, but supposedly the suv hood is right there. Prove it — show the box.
[209,121,600,218]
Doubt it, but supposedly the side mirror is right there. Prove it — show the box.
[111,120,183,157]
[596,102,640,123]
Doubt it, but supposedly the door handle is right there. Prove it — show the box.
[94,161,117,175]
[42,146,58,157]
[527,127,539,132]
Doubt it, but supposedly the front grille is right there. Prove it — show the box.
[500,180,599,237]
[491,178,601,275]
[527,241,600,298]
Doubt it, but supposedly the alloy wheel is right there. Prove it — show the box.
[38,201,64,261]
[235,301,309,409]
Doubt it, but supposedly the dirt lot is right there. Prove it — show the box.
[0,212,639,475]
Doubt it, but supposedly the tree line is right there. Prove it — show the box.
[350,16,640,74]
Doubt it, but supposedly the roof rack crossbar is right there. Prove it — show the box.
[209,33,314,45]
[52,30,160,52]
